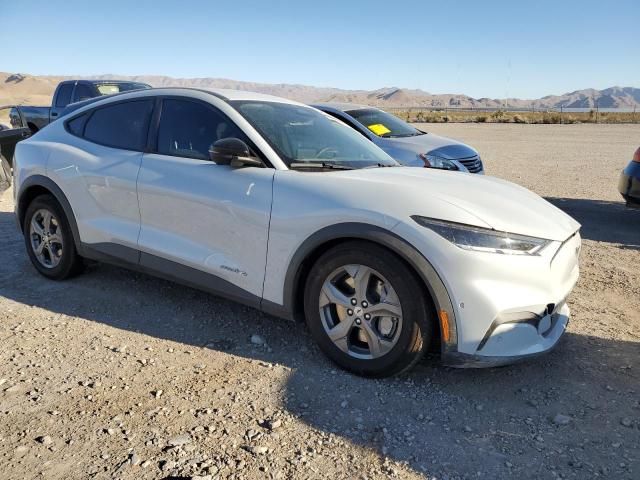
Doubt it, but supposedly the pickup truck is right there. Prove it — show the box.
[14,79,150,132]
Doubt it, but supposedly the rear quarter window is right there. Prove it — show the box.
[66,113,89,136]
[82,100,154,151]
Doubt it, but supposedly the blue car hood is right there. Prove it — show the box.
[377,132,478,160]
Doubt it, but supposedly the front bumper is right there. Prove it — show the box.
[393,221,580,367]
[618,162,640,208]
[442,302,569,367]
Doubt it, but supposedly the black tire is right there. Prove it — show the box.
[304,241,433,377]
[0,154,10,188]
[23,194,84,280]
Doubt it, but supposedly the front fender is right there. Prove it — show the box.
[263,222,458,356]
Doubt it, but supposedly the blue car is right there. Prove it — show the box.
[619,146,640,208]
[312,103,484,173]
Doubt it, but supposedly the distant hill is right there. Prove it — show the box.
[1,72,638,110]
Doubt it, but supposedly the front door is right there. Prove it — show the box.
[136,97,274,302]
[0,106,31,168]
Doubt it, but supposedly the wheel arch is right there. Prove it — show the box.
[17,175,83,253]
[275,223,458,355]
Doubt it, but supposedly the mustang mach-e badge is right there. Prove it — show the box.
[221,265,248,277]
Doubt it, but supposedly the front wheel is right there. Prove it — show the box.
[304,241,433,377]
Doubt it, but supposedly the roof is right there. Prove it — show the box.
[207,88,304,104]
[60,79,151,86]
[310,102,375,112]
[60,87,308,118]
[107,87,305,105]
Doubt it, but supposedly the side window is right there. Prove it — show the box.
[66,112,90,136]
[55,84,74,108]
[83,100,153,151]
[157,99,248,160]
[74,84,95,102]
[324,111,370,138]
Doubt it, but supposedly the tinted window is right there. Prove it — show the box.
[157,99,247,160]
[74,84,95,102]
[55,84,74,108]
[84,100,153,151]
[323,110,369,138]
[66,113,89,136]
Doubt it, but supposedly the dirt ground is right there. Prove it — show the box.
[1,124,639,480]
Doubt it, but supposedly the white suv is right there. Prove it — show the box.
[13,88,581,377]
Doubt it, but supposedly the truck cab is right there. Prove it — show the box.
[16,79,151,133]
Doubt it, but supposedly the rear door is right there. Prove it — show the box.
[0,106,31,168]
[136,97,274,301]
[53,99,155,257]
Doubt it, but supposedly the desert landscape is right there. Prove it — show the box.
[2,71,640,111]
[1,122,638,479]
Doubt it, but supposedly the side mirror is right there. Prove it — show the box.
[208,138,263,168]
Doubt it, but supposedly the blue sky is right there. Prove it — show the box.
[1,0,638,99]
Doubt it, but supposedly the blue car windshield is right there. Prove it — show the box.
[346,108,425,138]
[232,101,398,169]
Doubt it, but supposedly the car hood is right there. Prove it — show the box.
[324,167,580,241]
[378,132,478,159]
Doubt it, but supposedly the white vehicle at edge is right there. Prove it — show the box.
[13,87,581,377]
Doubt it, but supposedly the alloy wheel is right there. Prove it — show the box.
[29,208,64,269]
[319,264,403,359]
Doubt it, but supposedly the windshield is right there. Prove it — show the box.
[231,101,398,169]
[346,108,424,138]
[96,83,150,95]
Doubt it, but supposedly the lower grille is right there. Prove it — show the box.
[458,155,483,173]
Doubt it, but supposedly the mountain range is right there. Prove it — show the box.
[1,72,639,110]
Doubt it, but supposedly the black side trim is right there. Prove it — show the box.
[16,175,84,254]
[139,251,262,310]
[82,241,139,266]
[281,222,458,353]
[261,299,291,320]
[81,243,263,312]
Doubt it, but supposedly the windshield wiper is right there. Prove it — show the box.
[382,132,423,138]
[363,163,402,169]
[289,161,354,170]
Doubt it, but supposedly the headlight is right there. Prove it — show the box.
[412,216,552,255]
[419,154,459,171]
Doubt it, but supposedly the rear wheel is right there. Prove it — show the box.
[304,241,433,377]
[23,194,84,279]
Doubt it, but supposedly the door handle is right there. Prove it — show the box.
[51,112,58,117]
[21,131,30,138]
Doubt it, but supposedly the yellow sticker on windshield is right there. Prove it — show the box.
[367,123,391,136]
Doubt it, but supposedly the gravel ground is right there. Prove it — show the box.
[1,124,639,480]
